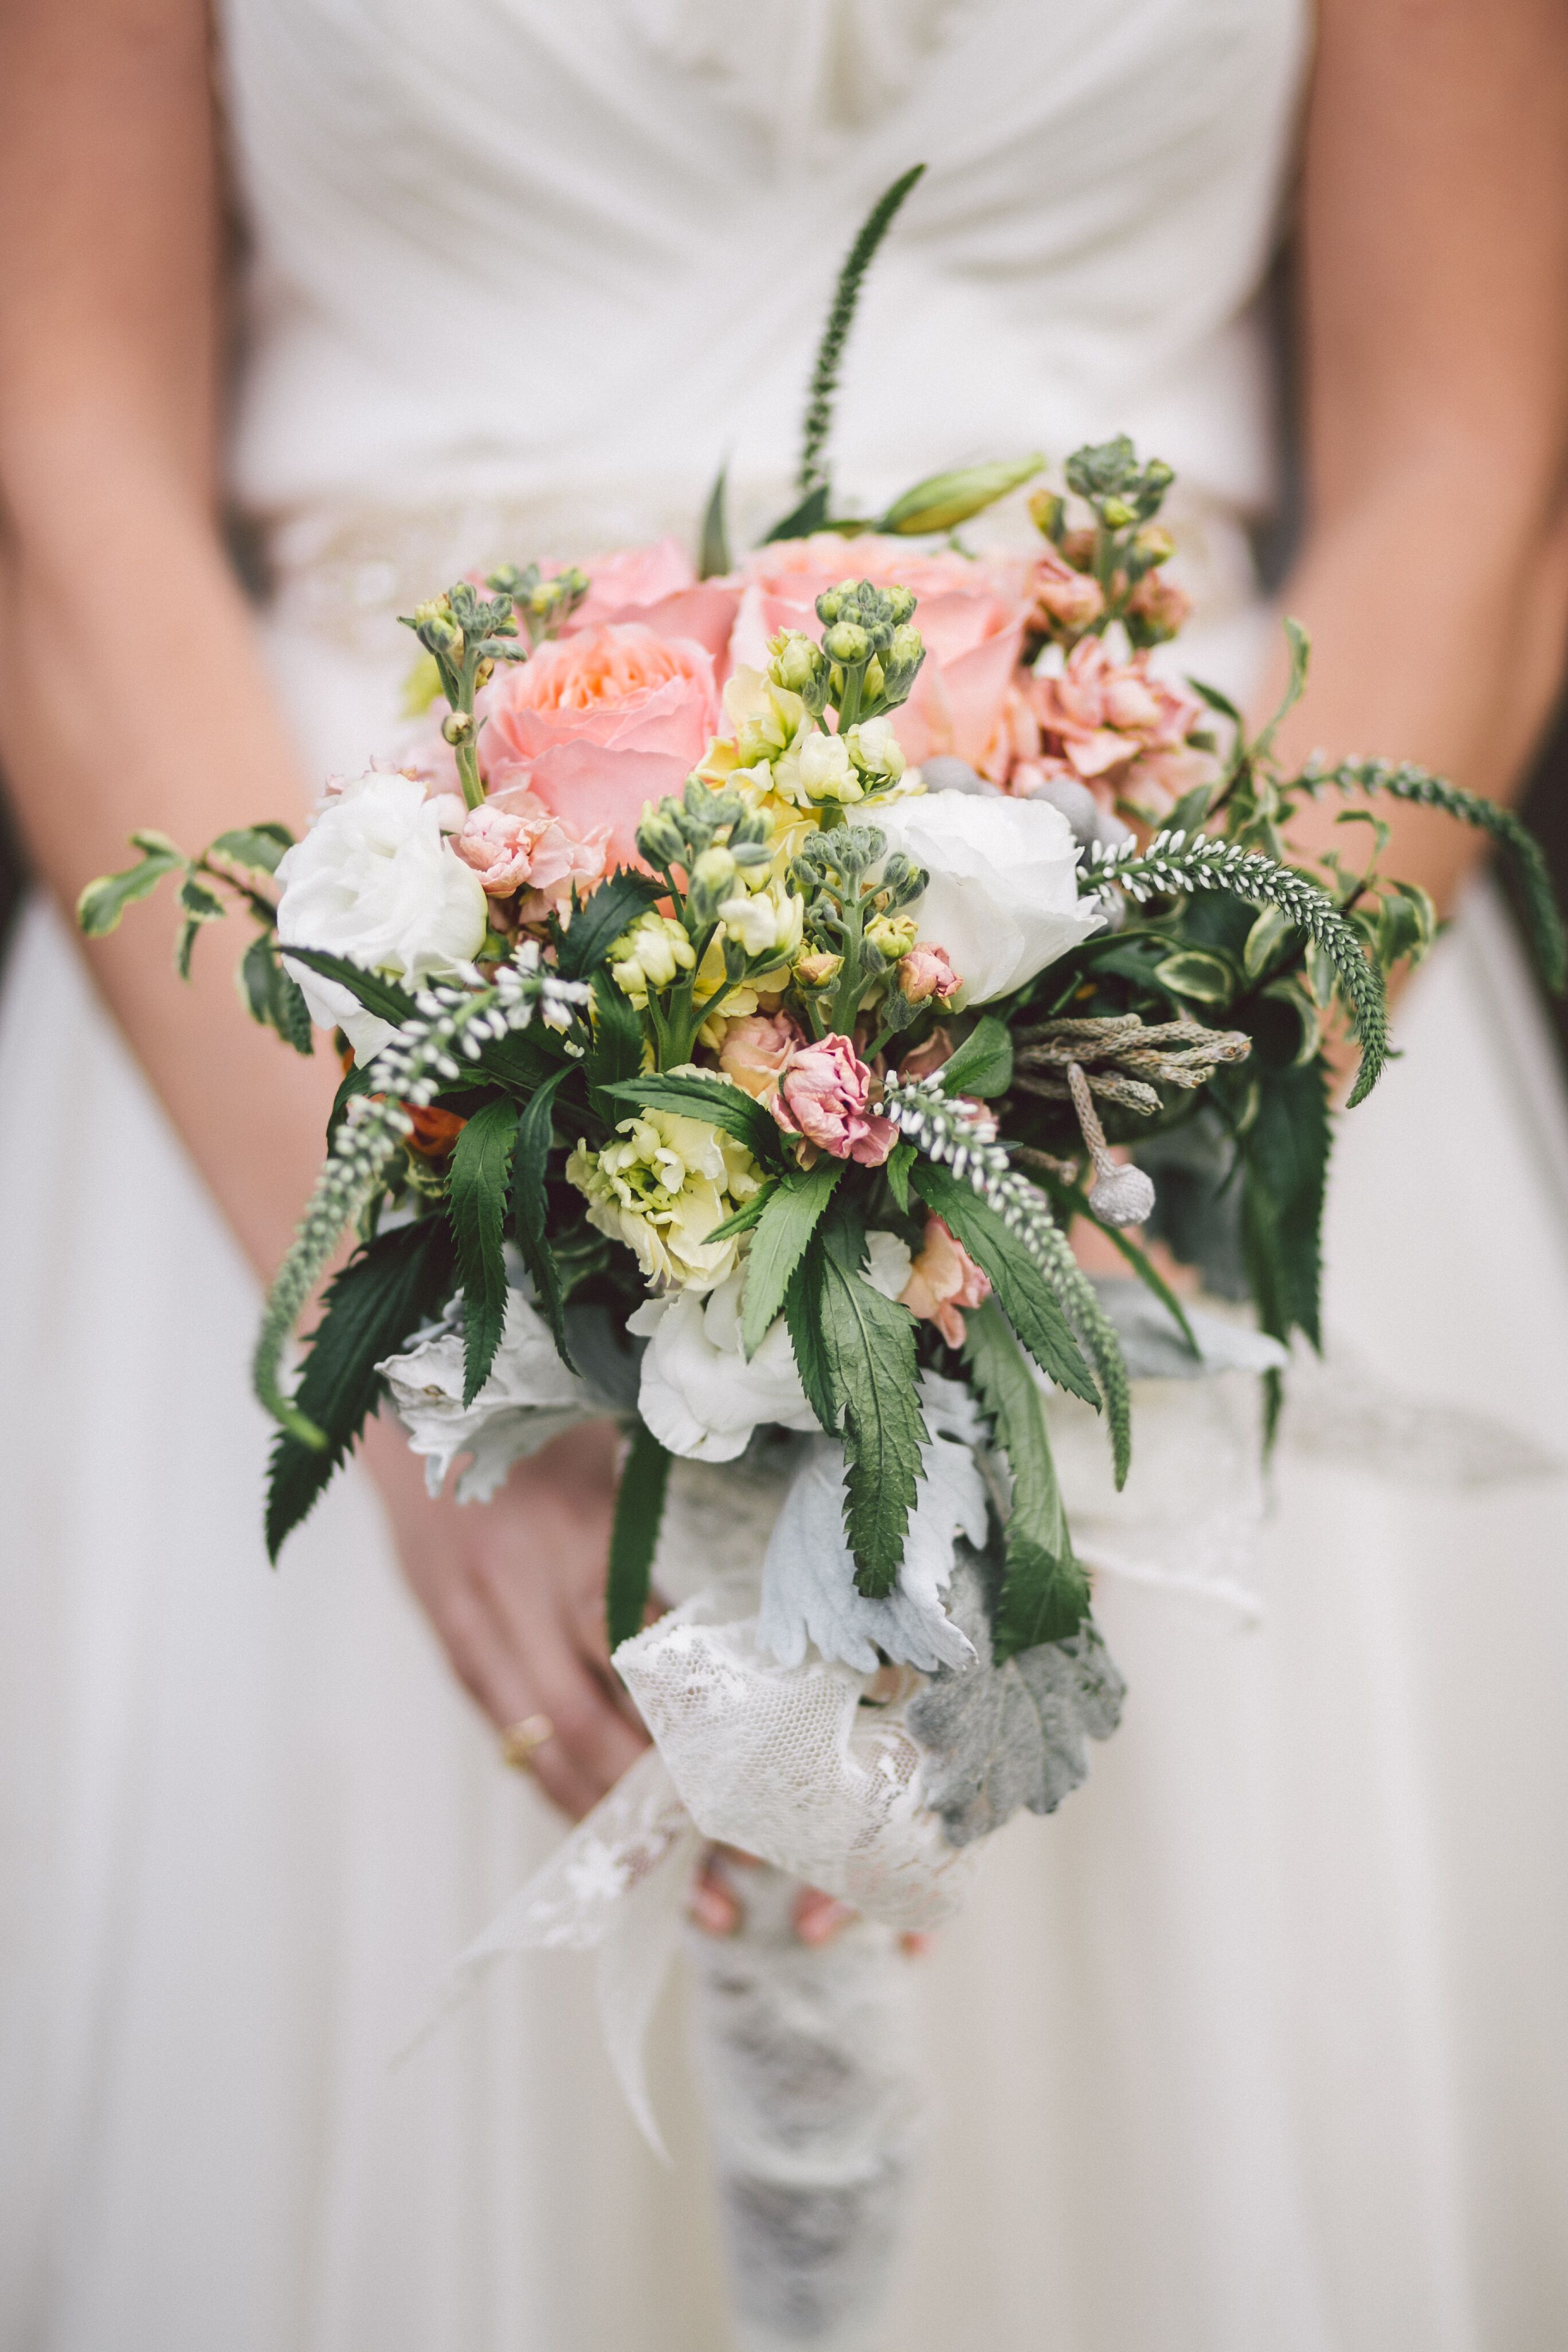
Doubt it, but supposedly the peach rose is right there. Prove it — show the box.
[479,623,720,869]
[717,1010,803,1103]
[897,1025,954,1080]
[729,534,1029,771]
[899,1214,992,1348]
[563,538,739,665]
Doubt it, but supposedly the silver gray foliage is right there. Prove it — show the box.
[907,1551,1126,1847]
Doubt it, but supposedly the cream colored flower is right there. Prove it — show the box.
[844,716,906,789]
[774,728,863,810]
[609,909,697,1008]
[718,878,805,963]
[566,1101,762,1292]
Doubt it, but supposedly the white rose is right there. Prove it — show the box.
[873,789,1104,1005]
[629,1273,821,1463]
[276,769,488,1061]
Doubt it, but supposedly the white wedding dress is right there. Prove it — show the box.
[6,3,1568,2347]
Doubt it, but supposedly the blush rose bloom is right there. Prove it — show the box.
[478,622,721,868]
[563,538,739,665]
[899,1216,992,1349]
[730,533,1029,771]
[276,769,488,1062]
[772,1033,897,1166]
[718,1010,803,1103]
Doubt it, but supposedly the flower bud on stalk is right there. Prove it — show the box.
[687,845,740,925]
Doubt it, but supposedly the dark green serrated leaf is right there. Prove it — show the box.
[704,1183,778,1246]
[551,869,665,981]
[265,1218,456,1560]
[1241,1058,1330,1371]
[884,1140,916,1213]
[511,1065,575,1371]
[447,1097,519,1403]
[784,1234,838,1434]
[741,1159,844,1357]
[280,944,418,1027]
[938,1014,1013,1100]
[586,965,646,1124]
[817,1211,927,1597]
[603,1070,780,1165]
[606,1421,673,1652]
[76,847,185,938]
[963,1300,1088,1656]
[911,1161,1098,1405]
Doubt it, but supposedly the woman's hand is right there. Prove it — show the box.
[361,1413,650,1820]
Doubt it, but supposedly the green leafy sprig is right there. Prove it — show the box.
[1083,828,1389,1104]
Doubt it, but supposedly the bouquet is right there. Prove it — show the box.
[79,171,1564,2349]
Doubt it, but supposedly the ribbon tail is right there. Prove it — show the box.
[595,1821,705,2161]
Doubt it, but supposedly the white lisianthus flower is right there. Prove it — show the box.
[873,790,1105,1006]
[276,769,488,1060]
[627,1234,915,1463]
[565,1101,762,1293]
[378,1290,597,1501]
[629,1273,820,1462]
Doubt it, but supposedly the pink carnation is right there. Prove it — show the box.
[729,534,1029,773]
[1029,637,1212,815]
[478,623,720,869]
[718,1010,803,1104]
[899,1216,992,1349]
[771,1033,896,1166]
[897,942,961,1004]
[562,538,739,665]
[1029,548,1106,637]
[450,788,609,910]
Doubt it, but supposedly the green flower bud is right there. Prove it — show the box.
[768,630,828,697]
[880,453,1044,536]
[635,803,689,869]
[822,620,871,667]
[864,912,918,963]
[687,844,740,923]
[1100,496,1136,529]
[814,580,860,628]
[440,710,474,745]
[1028,488,1065,542]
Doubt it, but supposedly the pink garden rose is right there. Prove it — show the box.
[896,942,961,1004]
[717,1010,803,1104]
[730,534,1030,772]
[771,1033,896,1166]
[899,1215,991,1349]
[1029,637,1213,816]
[479,622,721,869]
[563,538,739,665]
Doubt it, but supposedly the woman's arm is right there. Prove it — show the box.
[1263,0,1568,895]
[0,0,642,1817]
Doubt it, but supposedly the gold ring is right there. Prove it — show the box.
[500,1713,555,1771]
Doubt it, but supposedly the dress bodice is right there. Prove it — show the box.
[218,0,1311,559]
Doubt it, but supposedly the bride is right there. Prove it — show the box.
[3,1,1567,2345]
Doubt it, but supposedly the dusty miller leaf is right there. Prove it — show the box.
[906,1550,1125,1845]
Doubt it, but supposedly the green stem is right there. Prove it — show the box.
[454,738,485,812]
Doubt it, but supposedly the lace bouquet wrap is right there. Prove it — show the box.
[80,170,1564,2349]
